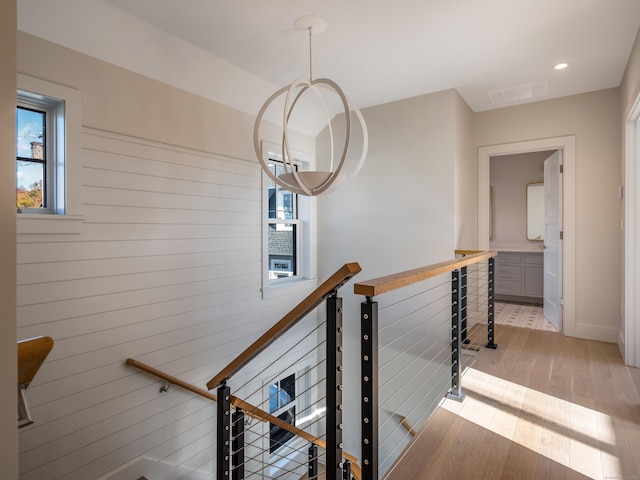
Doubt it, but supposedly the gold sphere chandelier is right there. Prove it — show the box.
[253,16,368,196]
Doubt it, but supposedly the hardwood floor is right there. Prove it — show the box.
[384,325,640,480]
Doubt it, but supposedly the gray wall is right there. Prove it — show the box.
[621,29,640,118]
[476,89,622,342]
[1,1,18,479]
[490,151,552,248]
[620,28,640,363]
[454,90,477,249]
[317,88,469,461]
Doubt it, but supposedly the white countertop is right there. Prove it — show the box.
[490,244,544,253]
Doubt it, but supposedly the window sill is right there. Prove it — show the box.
[17,214,85,235]
[261,277,317,300]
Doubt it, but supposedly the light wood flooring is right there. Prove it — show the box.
[384,325,640,480]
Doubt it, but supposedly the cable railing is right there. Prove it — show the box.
[353,250,497,479]
[206,262,362,480]
[124,253,496,479]
[127,262,362,480]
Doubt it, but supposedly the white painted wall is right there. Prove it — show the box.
[16,33,317,480]
[1,1,18,479]
[476,89,622,342]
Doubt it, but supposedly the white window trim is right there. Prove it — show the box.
[261,141,317,299]
[16,74,84,234]
[17,95,60,214]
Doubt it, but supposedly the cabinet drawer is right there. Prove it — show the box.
[495,279,522,295]
[495,264,521,280]
[496,252,522,264]
[524,253,543,265]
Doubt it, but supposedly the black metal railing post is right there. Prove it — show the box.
[342,460,352,479]
[361,298,378,480]
[217,384,231,480]
[460,265,469,344]
[326,293,344,479]
[487,257,498,349]
[232,407,244,480]
[448,270,465,402]
[308,443,318,480]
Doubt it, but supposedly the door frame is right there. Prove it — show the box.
[624,95,640,367]
[477,136,576,337]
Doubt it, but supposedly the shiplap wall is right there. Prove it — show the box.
[17,128,316,480]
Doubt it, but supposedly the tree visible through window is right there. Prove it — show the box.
[16,105,47,209]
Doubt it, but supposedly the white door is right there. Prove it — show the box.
[543,150,563,331]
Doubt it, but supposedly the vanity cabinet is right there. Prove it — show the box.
[494,251,543,303]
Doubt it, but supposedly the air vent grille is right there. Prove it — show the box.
[488,81,549,105]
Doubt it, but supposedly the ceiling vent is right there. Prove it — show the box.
[488,81,549,105]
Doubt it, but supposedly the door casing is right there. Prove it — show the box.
[477,136,576,337]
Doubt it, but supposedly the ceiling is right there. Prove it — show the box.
[16,0,640,137]
[97,0,640,113]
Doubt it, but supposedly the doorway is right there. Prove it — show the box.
[488,150,559,331]
[477,136,576,337]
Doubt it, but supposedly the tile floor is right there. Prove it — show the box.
[494,301,558,332]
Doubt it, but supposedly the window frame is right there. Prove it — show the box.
[260,141,316,297]
[16,74,84,234]
[16,97,60,214]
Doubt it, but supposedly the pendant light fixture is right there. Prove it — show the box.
[253,16,368,196]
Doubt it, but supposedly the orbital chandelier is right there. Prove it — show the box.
[253,16,368,196]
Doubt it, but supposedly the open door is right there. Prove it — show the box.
[543,150,563,331]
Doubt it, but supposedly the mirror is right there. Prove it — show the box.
[527,182,544,241]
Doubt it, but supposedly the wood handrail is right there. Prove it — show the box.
[126,358,260,420]
[206,262,362,390]
[126,358,360,475]
[454,249,484,256]
[18,336,54,428]
[353,251,497,298]
[18,336,54,387]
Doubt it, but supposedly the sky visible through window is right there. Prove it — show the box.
[16,107,45,190]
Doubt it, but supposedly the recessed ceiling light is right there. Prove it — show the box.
[554,63,569,70]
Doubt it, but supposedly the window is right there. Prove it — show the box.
[16,99,59,212]
[15,74,82,222]
[267,160,300,281]
[260,141,316,295]
[268,373,296,453]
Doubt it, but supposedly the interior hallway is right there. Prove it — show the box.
[384,325,640,480]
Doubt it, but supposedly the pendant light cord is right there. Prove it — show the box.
[308,26,313,81]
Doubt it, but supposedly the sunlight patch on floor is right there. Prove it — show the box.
[442,368,620,480]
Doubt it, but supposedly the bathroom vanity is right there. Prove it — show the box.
[493,250,543,304]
